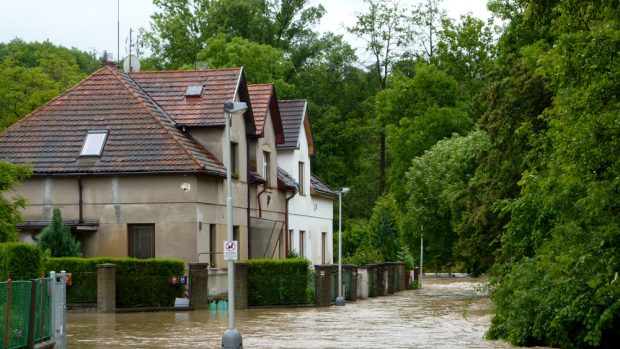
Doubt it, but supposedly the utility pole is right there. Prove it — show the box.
[420,226,424,289]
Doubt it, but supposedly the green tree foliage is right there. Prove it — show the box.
[368,194,402,262]
[404,130,489,270]
[487,1,620,347]
[196,34,294,94]
[37,208,81,257]
[376,64,473,201]
[0,39,100,130]
[143,0,325,69]
[0,161,32,242]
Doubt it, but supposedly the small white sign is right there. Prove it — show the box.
[223,240,238,261]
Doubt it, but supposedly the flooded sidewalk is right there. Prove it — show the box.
[67,276,515,348]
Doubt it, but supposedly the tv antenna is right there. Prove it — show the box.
[123,28,142,72]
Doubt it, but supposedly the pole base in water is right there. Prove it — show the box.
[222,328,243,349]
[335,296,345,306]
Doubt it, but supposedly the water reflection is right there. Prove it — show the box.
[67,276,516,348]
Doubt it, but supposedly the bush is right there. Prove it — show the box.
[247,258,311,306]
[44,257,185,307]
[0,243,43,280]
[37,208,81,257]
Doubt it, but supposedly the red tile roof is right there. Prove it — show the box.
[0,66,226,176]
[130,69,255,134]
[248,84,284,144]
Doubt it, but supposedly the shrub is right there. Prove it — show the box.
[0,243,43,280]
[37,208,81,257]
[44,257,185,307]
[247,258,311,306]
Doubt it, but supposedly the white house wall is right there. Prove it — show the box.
[278,115,334,266]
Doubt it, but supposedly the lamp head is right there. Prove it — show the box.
[340,187,350,194]
[224,102,248,114]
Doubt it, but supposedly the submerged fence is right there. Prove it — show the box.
[0,272,66,349]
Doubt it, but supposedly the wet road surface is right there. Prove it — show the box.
[67,276,518,348]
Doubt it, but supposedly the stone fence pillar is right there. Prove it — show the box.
[188,263,209,309]
[234,262,249,309]
[357,267,369,299]
[344,265,358,301]
[97,263,116,313]
[395,262,405,292]
[314,265,332,306]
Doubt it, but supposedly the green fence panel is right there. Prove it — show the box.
[32,278,52,343]
[0,280,31,349]
[330,273,337,302]
[66,271,97,303]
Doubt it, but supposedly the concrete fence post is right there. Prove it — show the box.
[314,265,332,306]
[234,262,249,309]
[97,263,116,313]
[188,263,209,309]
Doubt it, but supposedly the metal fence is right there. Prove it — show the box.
[0,273,66,349]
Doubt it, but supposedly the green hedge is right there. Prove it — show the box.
[0,243,43,281]
[247,258,312,306]
[44,257,185,307]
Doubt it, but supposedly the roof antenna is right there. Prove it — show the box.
[117,0,120,66]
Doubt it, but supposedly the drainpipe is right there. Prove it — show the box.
[78,176,83,224]
[246,140,251,259]
[284,191,296,258]
[257,185,269,218]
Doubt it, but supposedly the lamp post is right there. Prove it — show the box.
[222,102,247,349]
[335,187,350,306]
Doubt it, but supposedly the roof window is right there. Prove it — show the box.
[80,130,108,157]
[185,85,203,97]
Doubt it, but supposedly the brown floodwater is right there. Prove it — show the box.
[67,276,519,348]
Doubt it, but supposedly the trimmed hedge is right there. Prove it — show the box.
[44,257,185,307]
[0,243,43,281]
[247,258,312,306]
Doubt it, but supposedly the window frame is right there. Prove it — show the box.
[299,230,305,258]
[79,130,108,157]
[128,223,155,259]
[298,161,305,195]
[262,151,271,184]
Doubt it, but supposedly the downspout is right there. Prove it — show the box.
[257,185,269,218]
[246,139,252,259]
[284,191,296,258]
[78,176,83,224]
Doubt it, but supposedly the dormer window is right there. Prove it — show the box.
[185,85,203,98]
[80,130,108,157]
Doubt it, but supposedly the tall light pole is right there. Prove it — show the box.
[335,187,350,306]
[222,102,247,349]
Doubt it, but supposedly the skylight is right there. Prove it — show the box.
[185,85,203,97]
[80,130,108,157]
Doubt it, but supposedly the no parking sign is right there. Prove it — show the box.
[223,240,238,261]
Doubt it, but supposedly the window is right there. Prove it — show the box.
[185,85,203,97]
[128,224,155,259]
[299,230,305,258]
[288,230,294,252]
[263,151,270,183]
[233,225,240,242]
[322,232,328,264]
[298,162,305,195]
[209,224,217,267]
[80,130,108,156]
[231,142,239,176]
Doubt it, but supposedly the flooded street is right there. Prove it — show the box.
[67,276,516,348]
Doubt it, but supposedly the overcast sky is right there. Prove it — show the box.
[0,0,492,63]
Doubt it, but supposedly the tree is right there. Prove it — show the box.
[142,0,325,69]
[404,130,489,271]
[37,208,81,257]
[411,0,446,60]
[348,0,412,193]
[196,35,294,94]
[486,1,620,347]
[0,161,32,242]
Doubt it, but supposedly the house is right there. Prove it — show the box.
[0,65,335,266]
[277,100,337,265]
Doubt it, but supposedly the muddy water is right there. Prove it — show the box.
[67,276,516,348]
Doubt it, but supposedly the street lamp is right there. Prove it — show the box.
[222,102,247,349]
[335,187,350,306]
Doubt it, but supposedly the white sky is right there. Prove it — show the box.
[0,0,492,62]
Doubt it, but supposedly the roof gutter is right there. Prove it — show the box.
[30,169,227,178]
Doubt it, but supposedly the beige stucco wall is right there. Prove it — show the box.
[15,174,253,264]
